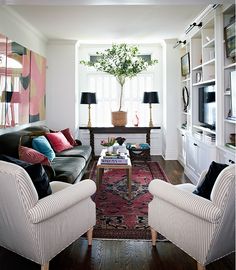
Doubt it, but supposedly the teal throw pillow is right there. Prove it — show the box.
[32,136,55,161]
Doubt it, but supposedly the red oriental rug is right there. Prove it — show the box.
[89,161,169,240]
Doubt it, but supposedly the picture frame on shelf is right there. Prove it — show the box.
[224,16,235,61]
[181,52,190,77]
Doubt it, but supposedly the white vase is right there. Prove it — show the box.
[107,146,113,154]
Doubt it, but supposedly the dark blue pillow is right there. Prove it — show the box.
[0,155,52,199]
[193,161,228,200]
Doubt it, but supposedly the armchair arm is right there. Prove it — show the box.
[29,179,96,224]
[149,180,222,223]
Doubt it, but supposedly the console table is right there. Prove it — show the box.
[79,126,161,156]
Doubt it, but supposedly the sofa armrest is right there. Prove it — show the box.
[29,179,96,224]
[149,179,222,223]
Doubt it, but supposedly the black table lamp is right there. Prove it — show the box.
[143,91,159,127]
[80,92,97,127]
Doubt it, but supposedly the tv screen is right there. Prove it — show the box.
[198,85,216,130]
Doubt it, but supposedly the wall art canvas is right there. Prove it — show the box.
[29,51,46,123]
[0,31,46,128]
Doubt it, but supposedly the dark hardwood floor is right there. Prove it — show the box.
[0,156,234,270]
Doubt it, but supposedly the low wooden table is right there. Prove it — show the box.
[96,150,132,199]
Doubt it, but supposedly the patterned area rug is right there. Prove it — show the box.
[89,161,169,240]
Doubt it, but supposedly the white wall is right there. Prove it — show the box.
[0,6,47,135]
[162,39,180,160]
[46,40,79,134]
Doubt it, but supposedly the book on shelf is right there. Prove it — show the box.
[100,158,128,164]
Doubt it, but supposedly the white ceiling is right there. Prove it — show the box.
[3,1,234,43]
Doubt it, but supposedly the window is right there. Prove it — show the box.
[85,72,154,126]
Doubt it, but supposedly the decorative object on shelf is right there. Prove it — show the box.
[196,72,202,83]
[132,111,139,126]
[80,92,97,128]
[80,44,158,127]
[181,52,190,77]
[182,86,189,112]
[229,70,236,120]
[224,16,235,62]
[181,122,187,129]
[229,133,236,145]
[143,91,159,127]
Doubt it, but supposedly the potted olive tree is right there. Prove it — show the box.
[80,43,158,126]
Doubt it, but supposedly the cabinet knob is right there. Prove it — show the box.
[229,159,235,164]
[182,134,184,137]
[193,143,198,146]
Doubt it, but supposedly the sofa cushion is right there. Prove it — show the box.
[0,155,52,199]
[61,128,78,146]
[32,136,56,161]
[193,161,228,200]
[51,157,86,184]
[19,146,51,166]
[55,145,92,161]
[46,132,73,153]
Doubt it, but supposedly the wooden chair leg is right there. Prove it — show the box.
[197,262,206,270]
[151,227,157,246]
[87,227,93,246]
[41,262,49,270]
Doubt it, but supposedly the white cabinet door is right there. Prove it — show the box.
[178,130,186,166]
[186,135,199,174]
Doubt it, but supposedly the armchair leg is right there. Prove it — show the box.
[87,227,93,246]
[197,262,206,270]
[151,227,157,246]
[41,262,49,270]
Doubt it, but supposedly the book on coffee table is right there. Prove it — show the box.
[100,157,128,164]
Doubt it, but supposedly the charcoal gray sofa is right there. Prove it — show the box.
[0,125,92,184]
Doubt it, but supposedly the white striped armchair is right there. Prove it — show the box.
[0,161,96,270]
[148,164,235,270]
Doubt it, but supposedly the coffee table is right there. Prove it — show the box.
[96,150,132,199]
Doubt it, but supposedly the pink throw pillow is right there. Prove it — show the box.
[61,128,78,146]
[46,132,73,153]
[19,146,51,166]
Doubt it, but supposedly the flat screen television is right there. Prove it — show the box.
[198,84,216,130]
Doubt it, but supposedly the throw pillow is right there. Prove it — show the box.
[0,154,52,199]
[46,132,73,153]
[61,128,78,146]
[193,161,228,200]
[19,146,51,166]
[32,136,56,161]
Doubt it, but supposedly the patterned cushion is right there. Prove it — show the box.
[32,136,56,161]
[19,146,51,166]
[0,154,52,199]
[46,132,73,153]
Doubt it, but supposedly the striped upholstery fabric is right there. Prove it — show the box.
[148,164,235,266]
[0,161,96,266]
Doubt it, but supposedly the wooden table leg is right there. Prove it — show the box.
[96,168,103,190]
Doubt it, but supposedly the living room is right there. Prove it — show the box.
[0,1,235,270]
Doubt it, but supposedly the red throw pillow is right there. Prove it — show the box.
[46,132,73,153]
[61,128,78,146]
[19,146,51,166]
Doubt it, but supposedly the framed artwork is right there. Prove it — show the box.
[181,52,190,77]
[224,16,235,60]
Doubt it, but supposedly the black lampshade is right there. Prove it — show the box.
[143,92,159,104]
[80,92,97,104]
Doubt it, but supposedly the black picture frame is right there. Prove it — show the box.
[181,52,190,77]
[224,16,235,60]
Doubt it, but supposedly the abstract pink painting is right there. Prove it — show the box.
[29,51,46,123]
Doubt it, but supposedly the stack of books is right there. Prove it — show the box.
[100,153,128,165]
